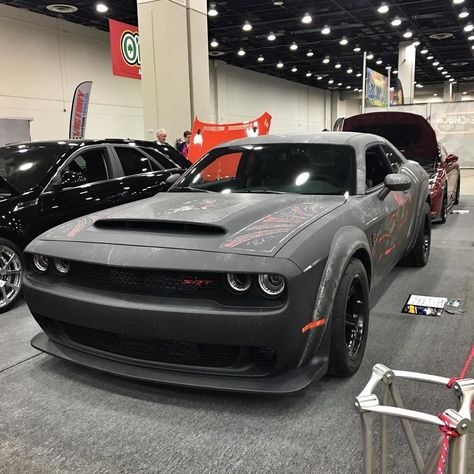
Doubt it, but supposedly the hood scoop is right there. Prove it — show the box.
[94,219,227,235]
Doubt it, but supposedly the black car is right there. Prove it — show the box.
[0,139,190,312]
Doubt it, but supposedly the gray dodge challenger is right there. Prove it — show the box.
[23,132,431,393]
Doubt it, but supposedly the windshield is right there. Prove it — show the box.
[0,143,71,193]
[172,144,356,195]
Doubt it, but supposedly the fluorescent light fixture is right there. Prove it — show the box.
[208,2,218,16]
[437,66,444,71]
[427,55,434,60]
[335,63,341,69]
[353,45,361,52]
[393,69,398,74]
[413,40,421,46]
[442,71,448,75]
[415,83,423,88]
[433,61,440,66]
[367,53,374,60]
[464,23,474,32]
[453,0,465,4]
[376,59,383,65]
[323,56,330,64]
[317,76,323,80]
[459,10,469,18]
[468,35,474,40]
[306,72,312,77]
[267,32,276,41]
[321,25,331,35]
[449,78,455,82]
[347,67,353,74]
[210,39,219,48]
[420,48,428,54]
[328,79,334,84]
[96,3,108,13]
[243,21,252,31]
[337,82,343,86]
[356,72,362,77]
[302,13,312,24]
[346,86,351,89]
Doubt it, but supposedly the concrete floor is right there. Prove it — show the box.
[1,198,473,473]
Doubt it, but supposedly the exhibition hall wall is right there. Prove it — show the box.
[0,3,360,142]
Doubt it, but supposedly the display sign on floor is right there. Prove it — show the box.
[109,19,141,80]
[402,294,448,317]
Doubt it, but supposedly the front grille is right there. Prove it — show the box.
[59,321,276,370]
[65,262,283,307]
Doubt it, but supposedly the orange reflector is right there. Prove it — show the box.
[301,318,327,334]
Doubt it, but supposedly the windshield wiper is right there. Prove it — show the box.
[169,186,214,193]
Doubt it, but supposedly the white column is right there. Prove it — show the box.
[398,41,416,104]
[443,81,453,101]
[137,0,210,143]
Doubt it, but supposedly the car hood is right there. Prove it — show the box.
[342,112,438,165]
[38,192,346,257]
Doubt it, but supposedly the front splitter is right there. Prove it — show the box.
[31,332,328,394]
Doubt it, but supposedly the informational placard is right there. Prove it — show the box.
[187,112,272,163]
[109,19,141,80]
[69,81,92,140]
[365,67,388,108]
[402,294,448,317]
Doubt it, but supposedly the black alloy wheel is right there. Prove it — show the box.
[345,278,365,359]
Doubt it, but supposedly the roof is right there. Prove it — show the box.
[216,131,383,148]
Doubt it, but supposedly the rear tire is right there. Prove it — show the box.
[402,203,431,267]
[328,258,369,377]
[454,177,460,205]
[0,238,23,314]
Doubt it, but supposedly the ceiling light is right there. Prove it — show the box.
[317,76,323,80]
[442,71,448,75]
[346,86,351,89]
[306,49,314,57]
[433,93,438,96]
[267,32,276,41]
[337,82,343,86]
[367,53,374,60]
[463,91,468,94]
[347,67,353,74]
[413,40,421,46]
[464,24,474,32]
[468,35,474,40]
[403,30,413,38]
[290,42,298,51]
[453,0,465,4]
[437,66,444,71]
[416,83,423,88]
[354,88,359,92]
[446,75,452,78]
[208,2,218,16]
[328,79,334,84]
[459,10,469,19]
[323,56,330,64]
[242,21,252,32]
[385,66,391,70]
[335,63,341,69]
[96,3,108,13]
[378,3,389,14]
[258,55,264,62]
[273,0,284,5]
[420,48,428,54]
[391,17,402,26]
[210,38,219,48]
[427,55,434,60]
[321,25,331,35]
[237,48,246,56]
[393,69,398,74]
[376,59,383,65]
[302,13,312,24]
[46,4,78,13]
[306,72,312,77]
[449,78,455,82]
[340,37,348,46]
[291,67,298,72]
[356,72,362,77]
[433,61,440,66]
[277,61,284,68]
[353,45,361,52]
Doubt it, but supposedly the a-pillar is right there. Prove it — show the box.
[137,0,210,143]
[397,41,416,104]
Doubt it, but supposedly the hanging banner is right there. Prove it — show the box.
[390,78,404,106]
[365,68,388,107]
[109,19,141,80]
[69,81,92,139]
[188,112,272,163]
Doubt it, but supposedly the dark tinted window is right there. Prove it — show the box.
[382,145,403,172]
[115,146,152,176]
[0,143,74,193]
[62,147,108,183]
[140,147,174,169]
[366,146,392,189]
[148,145,190,169]
[174,144,356,195]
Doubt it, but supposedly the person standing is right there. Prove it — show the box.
[156,128,171,147]
[177,130,191,157]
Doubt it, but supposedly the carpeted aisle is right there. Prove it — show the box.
[1,199,473,474]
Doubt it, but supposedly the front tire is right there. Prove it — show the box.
[0,238,23,313]
[439,190,448,224]
[403,203,431,267]
[328,258,369,377]
[454,177,461,205]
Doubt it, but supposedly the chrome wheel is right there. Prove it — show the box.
[344,277,365,359]
[0,245,22,308]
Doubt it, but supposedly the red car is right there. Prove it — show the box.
[342,112,460,223]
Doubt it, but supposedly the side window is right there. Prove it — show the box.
[62,147,108,184]
[140,147,173,170]
[382,145,403,173]
[114,147,152,176]
[365,146,392,190]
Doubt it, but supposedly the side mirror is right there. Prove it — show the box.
[166,173,181,185]
[378,173,411,200]
[53,170,87,189]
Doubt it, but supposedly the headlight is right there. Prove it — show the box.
[32,254,49,273]
[258,274,285,297]
[227,273,251,293]
[54,258,70,275]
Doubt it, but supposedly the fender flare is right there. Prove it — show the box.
[298,226,372,366]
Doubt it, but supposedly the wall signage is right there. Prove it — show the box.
[109,19,141,80]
